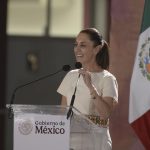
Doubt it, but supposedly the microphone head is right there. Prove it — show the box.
[75,62,82,69]
[62,65,71,71]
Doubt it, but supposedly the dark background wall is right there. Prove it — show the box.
[0,0,7,150]
[6,36,76,105]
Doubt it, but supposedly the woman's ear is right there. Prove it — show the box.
[94,45,102,55]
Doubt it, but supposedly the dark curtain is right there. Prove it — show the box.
[0,0,8,150]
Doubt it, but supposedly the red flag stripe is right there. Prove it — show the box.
[131,110,150,150]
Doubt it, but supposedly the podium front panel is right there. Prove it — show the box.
[11,105,70,150]
[7,104,104,150]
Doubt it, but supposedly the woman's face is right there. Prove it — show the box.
[74,33,98,67]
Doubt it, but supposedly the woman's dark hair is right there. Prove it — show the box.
[79,28,109,70]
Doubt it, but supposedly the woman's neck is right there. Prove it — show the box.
[82,64,103,72]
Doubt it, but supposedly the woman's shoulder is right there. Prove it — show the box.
[102,70,117,80]
[69,69,79,73]
[65,69,79,78]
[68,69,79,74]
[101,70,118,88]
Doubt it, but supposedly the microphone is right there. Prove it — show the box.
[67,62,82,119]
[75,62,82,69]
[8,64,71,119]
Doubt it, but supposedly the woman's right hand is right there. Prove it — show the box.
[79,68,93,90]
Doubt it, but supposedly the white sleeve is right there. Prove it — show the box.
[57,72,70,97]
[57,70,76,97]
[102,76,118,102]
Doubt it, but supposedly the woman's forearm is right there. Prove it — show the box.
[89,85,113,119]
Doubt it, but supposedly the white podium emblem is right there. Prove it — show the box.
[18,119,33,135]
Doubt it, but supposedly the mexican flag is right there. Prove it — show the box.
[129,0,150,149]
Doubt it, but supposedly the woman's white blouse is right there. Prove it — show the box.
[57,69,118,115]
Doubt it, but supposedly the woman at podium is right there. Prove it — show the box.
[57,28,118,150]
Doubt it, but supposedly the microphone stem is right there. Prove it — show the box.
[7,64,71,119]
[8,68,63,118]
[18,69,62,90]
[67,74,80,119]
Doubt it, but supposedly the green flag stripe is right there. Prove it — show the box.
[140,0,150,33]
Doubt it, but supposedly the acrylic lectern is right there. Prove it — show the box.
[7,104,100,150]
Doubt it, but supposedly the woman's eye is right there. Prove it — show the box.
[80,44,86,48]
[74,43,86,48]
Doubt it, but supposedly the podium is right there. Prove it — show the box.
[8,104,101,150]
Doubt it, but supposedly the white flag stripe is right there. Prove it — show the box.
[129,27,150,123]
